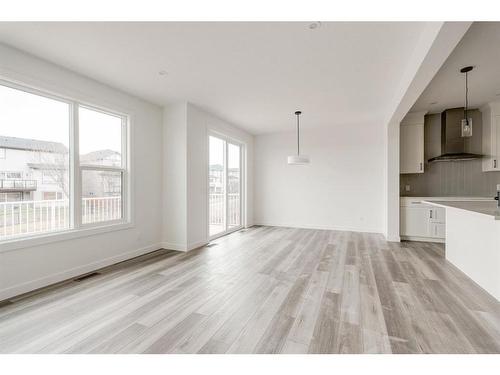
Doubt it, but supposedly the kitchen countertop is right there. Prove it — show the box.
[423,199,500,220]
[400,196,493,201]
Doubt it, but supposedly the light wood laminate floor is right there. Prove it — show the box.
[0,226,499,354]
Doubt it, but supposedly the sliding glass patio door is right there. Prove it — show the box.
[209,134,242,238]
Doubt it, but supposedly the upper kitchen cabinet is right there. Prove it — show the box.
[400,111,426,174]
[481,102,500,172]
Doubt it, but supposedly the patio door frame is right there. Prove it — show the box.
[208,131,244,240]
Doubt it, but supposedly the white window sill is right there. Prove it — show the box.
[0,221,134,254]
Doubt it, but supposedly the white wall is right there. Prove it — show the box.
[0,43,164,300]
[254,123,384,233]
[384,120,401,241]
[162,103,188,248]
[162,102,254,251]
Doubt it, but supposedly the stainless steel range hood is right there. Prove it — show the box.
[427,108,483,163]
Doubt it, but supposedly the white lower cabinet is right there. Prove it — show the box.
[400,206,431,237]
[429,222,446,239]
[400,199,445,242]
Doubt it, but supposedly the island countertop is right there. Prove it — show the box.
[423,199,500,220]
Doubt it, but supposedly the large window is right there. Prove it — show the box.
[0,80,129,242]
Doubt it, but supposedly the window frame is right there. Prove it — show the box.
[77,104,128,229]
[0,78,131,250]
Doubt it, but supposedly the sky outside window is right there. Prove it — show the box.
[0,84,69,146]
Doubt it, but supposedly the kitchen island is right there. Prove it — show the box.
[423,199,500,301]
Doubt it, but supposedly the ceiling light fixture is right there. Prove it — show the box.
[288,111,310,165]
[460,66,473,137]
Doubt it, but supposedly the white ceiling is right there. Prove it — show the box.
[0,22,429,134]
[411,22,500,114]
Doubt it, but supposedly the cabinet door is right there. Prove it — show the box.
[400,207,430,237]
[429,207,445,223]
[400,123,424,174]
[429,222,446,239]
[482,109,500,171]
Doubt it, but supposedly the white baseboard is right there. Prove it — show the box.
[400,235,445,243]
[161,239,208,252]
[161,241,187,252]
[255,222,382,234]
[385,234,401,242]
[0,243,163,301]
[187,239,209,251]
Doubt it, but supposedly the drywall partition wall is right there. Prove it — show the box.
[382,22,471,241]
[162,103,188,249]
[254,123,385,233]
[187,103,254,245]
[161,102,254,251]
[385,120,400,241]
[0,43,164,300]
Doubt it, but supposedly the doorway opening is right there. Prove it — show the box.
[208,134,243,238]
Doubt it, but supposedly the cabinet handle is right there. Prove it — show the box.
[429,210,433,219]
[494,159,497,169]
[419,162,423,171]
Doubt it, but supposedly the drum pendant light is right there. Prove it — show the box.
[287,111,310,165]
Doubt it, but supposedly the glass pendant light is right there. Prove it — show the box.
[460,66,473,138]
[287,111,310,165]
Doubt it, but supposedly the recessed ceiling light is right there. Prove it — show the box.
[158,70,168,76]
[309,22,322,30]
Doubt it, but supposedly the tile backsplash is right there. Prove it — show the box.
[400,159,500,197]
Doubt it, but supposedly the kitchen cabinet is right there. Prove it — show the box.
[400,198,445,242]
[429,222,446,239]
[400,112,425,174]
[429,207,445,223]
[400,206,431,237]
[481,102,500,172]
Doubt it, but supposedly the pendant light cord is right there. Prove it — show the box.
[464,71,468,123]
[296,113,300,155]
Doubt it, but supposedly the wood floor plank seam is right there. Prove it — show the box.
[0,226,498,354]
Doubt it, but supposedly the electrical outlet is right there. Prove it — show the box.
[405,185,411,192]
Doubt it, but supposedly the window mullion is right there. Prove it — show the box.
[121,117,128,222]
[71,102,82,229]
[225,140,228,232]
